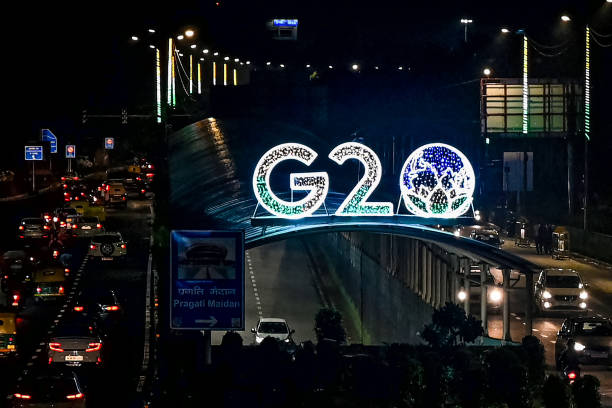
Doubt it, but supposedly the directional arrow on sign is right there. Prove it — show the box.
[195,316,218,326]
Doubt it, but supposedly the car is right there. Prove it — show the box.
[88,233,127,261]
[73,288,123,328]
[534,269,589,313]
[251,317,295,344]
[0,311,18,358]
[48,314,103,366]
[555,316,612,367]
[33,267,67,302]
[54,207,79,227]
[10,367,86,407]
[17,218,50,240]
[67,216,104,238]
[470,228,504,248]
[103,182,127,208]
[466,265,504,312]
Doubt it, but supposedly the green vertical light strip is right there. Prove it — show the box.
[167,38,173,106]
[156,49,161,123]
[189,55,193,94]
[522,34,529,134]
[585,26,590,141]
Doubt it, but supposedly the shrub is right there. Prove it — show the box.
[314,308,347,344]
[542,374,573,408]
[572,375,601,408]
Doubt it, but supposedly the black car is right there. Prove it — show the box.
[470,228,504,248]
[73,288,123,332]
[555,316,612,368]
[10,367,86,406]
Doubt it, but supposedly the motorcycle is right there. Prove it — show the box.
[562,363,581,384]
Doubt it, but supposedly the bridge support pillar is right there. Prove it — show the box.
[502,268,512,342]
[420,244,427,298]
[462,259,470,314]
[435,257,441,308]
[426,248,433,305]
[525,269,533,337]
[440,261,448,306]
[409,240,416,290]
[480,264,488,336]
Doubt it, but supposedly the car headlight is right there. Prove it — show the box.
[489,288,502,303]
[542,291,552,299]
[284,338,290,343]
[574,342,586,352]
[255,336,263,344]
[579,291,588,299]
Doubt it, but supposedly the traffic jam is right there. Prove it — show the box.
[0,159,154,407]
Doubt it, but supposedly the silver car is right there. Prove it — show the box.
[88,233,127,261]
[69,216,104,238]
[48,315,103,367]
[17,218,50,240]
[534,269,588,313]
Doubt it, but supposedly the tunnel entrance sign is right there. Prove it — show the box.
[252,142,475,220]
[170,230,245,331]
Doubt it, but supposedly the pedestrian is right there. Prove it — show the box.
[544,224,553,255]
[537,223,546,255]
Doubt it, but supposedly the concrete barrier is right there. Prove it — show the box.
[567,226,612,264]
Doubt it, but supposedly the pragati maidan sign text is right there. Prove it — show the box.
[252,142,476,220]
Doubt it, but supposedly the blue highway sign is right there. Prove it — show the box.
[170,230,245,330]
[41,129,58,153]
[65,145,76,159]
[104,137,114,150]
[25,146,44,161]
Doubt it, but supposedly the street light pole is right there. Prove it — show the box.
[461,19,473,42]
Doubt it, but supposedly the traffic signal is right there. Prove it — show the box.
[121,108,127,124]
[82,109,87,124]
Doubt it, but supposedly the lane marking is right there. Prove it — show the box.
[137,206,154,394]
[35,348,41,352]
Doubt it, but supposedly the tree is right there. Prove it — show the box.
[314,308,347,344]
[542,374,573,408]
[420,302,483,348]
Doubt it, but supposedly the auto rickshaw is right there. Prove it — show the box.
[0,311,17,358]
[33,267,67,302]
[552,226,570,260]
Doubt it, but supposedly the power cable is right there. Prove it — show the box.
[590,27,612,38]
[590,34,612,48]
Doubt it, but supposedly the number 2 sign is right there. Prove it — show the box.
[252,142,475,219]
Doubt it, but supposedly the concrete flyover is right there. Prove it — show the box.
[169,117,541,341]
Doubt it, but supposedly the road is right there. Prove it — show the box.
[1,192,152,407]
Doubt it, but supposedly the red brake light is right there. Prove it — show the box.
[36,287,42,294]
[19,235,25,239]
[90,244,97,250]
[53,250,59,258]
[14,394,31,399]
[122,196,126,200]
[58,286,64,294]
[74,306,84,312]
[97,224,102,228]
[63,184,68,188]
[64,268,70,276]
[73,176,79,181]
[49,342,64,352]
[568,372,577,380]
[72,224,77,229]
[106,185,110,191]
[121,244,126,249]
[141,189,146,193]
[43,225,50,230]
[67,393,84,399]
[61,177,66,181]
[105,305,120,311]
[18,225,24,230]
[86,342,102,352]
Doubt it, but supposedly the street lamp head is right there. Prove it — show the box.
[266,61,271,66]
[280,64,285,68]
[483,68,491,76]
[246,61,251,65]
[200,57,204,61]
[240,62,244,65]
[190,44,197,49]
[561,15,571,22]
[375,66,379,70]
[177,35,184,40]
[234,58,239,62]
[203,49,209,54]
[130,36,139,41]
[149,44,155,49]
[213,51,219,56]
[501,28,510,33]
[461,18,473,24]
[328,65,333,69]
[398,66,403,70]
[351,64,359,71]
[148,29,155,33]
[223,56,229,61]
[306,64,310,68]
[185,29,195,37]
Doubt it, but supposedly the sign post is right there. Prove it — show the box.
[65,145,76,173]
[104,137,114,150]
[170,230,245,365]
[41,129,58,171]
[25,146,44,191]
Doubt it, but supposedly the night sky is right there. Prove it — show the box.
[5,0,611,162]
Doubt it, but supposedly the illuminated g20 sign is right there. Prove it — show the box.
[252,142,475,219]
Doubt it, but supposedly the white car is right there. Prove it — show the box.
[535,268,588,313]
[88,233,127,261]
[69,216,104,238]
[251,318,294,344]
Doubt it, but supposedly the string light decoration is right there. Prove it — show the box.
[223,63,227,86]
[213,62,217,86]
[399,143,475,218]
[197,62,201,94]
[189,55,193,93]
[523,34,529,134]
[328,142,393,216]
[585,26,590,141]
[252,143,329,219]
[155,49,161,123]
[167,38,173,105]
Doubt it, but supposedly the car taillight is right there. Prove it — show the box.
[90,244,97,250]
[12,294,19,306]
[60,222,66,227]
[146,173,154,177]
[66,393,84,399]
[568,371,577,380]
[49,342,64,352]
[53,216,58,222]
[18,225,24,230]
[61,177,66,181]
[53,250,59,258]
[106,185,110,191]
[73,176,79,181]
[122,196,126,201]
[36,287,41,294]
[14,394,31,399]
[141,189,146,193]
[75,196,79,201]
[64,268,70,276]
[59,286,64,294]
[97,224,102,228]
[121,244,126,249]
[105,305,120,311]
[72,224,78,229]
[19,235,24,239]
[74,306,84,312]
[43,225,50,230]
[63,184,68,188]
[86,342,102,352]
[64,192,68,196]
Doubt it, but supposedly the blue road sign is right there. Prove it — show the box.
[104,137,114,150]
[25,146,44,161]
[65,145,76,159]
[41,129,58,153]
[170,230,245,330]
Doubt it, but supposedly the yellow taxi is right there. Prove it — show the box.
[0,312,17,357]
[33,268,67,302]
